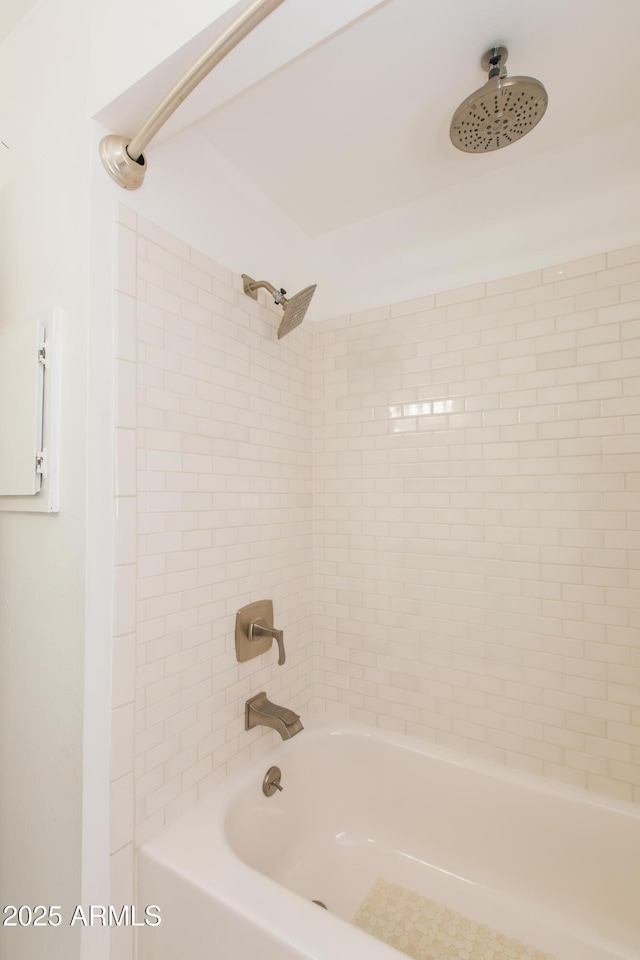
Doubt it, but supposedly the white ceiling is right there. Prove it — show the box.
[100,0,640,318]
[0,0,40,43]
[197,0,640,236]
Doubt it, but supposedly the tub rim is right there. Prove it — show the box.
[138,716,640,960]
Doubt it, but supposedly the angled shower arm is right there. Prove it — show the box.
[242,276,283,300]
[100,0,287,190]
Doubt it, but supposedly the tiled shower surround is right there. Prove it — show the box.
[131,218,315,829]
[111,206,314,942]
[112,208,639,933]
[313,248,640,803]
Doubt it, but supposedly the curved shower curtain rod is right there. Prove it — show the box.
[100,0,287,190]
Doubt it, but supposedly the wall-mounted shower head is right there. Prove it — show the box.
[242,275,317,339]
[450,46,548,153]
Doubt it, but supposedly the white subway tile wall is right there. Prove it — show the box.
[112,212,640,943]
[313,247,640,804]
[134,215,315,842]
[112,207,314,877]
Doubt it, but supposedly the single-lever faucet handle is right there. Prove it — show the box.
[249,621,286,665]
[273,628,285,666]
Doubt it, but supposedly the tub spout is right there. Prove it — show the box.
[245,692,303,740]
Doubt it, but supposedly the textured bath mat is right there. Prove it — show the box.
[353,877,556,960]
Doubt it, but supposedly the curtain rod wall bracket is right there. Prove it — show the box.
[99,0,287,190]
[99,135,147,191]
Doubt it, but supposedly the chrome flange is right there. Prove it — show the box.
[481,45,509,74]
[99,134,146,190]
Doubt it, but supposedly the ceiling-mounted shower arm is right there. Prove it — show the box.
[482,45,508,80]
[99,0,288,190]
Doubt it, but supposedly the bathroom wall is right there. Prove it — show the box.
[0,5,90,959]
[111,207,314,954]
[1,3,279,959]
[313,245,640,803]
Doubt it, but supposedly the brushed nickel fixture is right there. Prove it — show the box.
[450,45,548,153]
[262,765,283,796]
[235,599,286,664]
[99,0,287,189]
[245,692,303,739]
[242,275,317,338]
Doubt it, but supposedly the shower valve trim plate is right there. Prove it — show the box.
[236,599,286,665]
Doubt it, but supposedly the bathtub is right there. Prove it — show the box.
[137,719,640,960]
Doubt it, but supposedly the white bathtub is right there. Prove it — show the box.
[137,719,640,960]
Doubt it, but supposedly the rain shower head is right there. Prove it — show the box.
[450,46,548,153]
[242,275,317,339]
